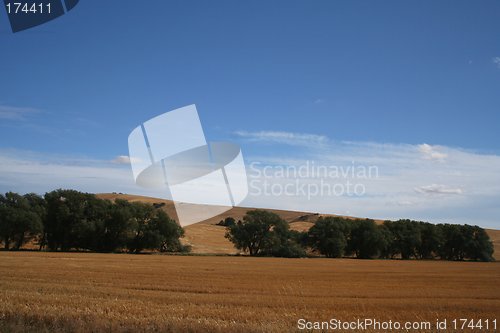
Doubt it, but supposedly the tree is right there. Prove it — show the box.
[225,210,301,256]
[438,224,493,261]
[44,189,106,251]
[377,224,395,259]
[307,217,351,258]
[463,225,494,261]
[154,210,186,252]
[347,219,386,259]
[415,222,442,259]
[126,202,184,253]
[383,220,422,259]
[43,190,186,253]
[23,193,47,249]
[437,224,466,260]
[262,218,306,258]
[0,192,42,250]
[126,202,160,253]
[98,199,134,252]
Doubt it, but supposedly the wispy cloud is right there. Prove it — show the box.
[414,184,463,195]
[493,56,500,69]
[0,149,168,199]
[234,130,329,147]
[111,155,143,165]
[239,134,500,228]
[2,135,500,228]
[0,105,40,120]
[418,143,447,161]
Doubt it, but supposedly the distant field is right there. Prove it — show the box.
[0,252,499,332]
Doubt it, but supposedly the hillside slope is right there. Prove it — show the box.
[97,193,500,259]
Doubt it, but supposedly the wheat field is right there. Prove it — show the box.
[0,252,499,332]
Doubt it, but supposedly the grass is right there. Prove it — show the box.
[0,252,499,332]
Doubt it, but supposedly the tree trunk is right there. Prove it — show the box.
[15,233,25,250]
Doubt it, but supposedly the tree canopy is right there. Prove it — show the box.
[226,213,494,261]
[225,210,305,257]
[1,189,187,254]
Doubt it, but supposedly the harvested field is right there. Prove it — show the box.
[0,252,498,332]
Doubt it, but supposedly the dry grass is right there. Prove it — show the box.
[0,252,499,332]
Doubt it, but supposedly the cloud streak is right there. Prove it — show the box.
[0,149,169,199]
[1,133,500,228]
[418,143,447,161]
[237,133,500,228]
[0,105,40,120]
[414,184,463,195]
[234,130,329,147]
[493,56,500,69]
[111,155,143,165]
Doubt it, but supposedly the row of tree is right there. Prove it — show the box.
[225,212,495,261]
[0,190,187,253]
[1,190,494,260]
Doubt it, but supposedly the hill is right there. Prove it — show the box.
[96,193,500,259]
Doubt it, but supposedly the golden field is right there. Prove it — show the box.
[0,252,499,332]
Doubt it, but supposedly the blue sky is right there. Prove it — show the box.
[1,1,500,227]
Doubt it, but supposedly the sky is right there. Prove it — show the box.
[1,1,499,228]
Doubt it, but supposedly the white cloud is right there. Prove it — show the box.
[234,130,328,147]
[240,137,500,229]
[0,105,40,120]
[111,155,143,165]
[0,149,169,199]
[2,135,500,228]
[414,184,463,195]
[418,143,447,161]
[395,200,416,206]
[493,57,500,69]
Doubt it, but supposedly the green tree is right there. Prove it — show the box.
[438,224,494,261]
[0,192,43,250]
[307,217,351,258]
[463,225,494,261]
[126,202,160,253]
[437,224,466,260]
[44,189,106,251]
[262,219,306,258]
[155,210,186,252]
[415,222,442,259]
[383,220,422,259]
[377,224,395,259]
[23,193,47,249]
[99,199,134,252]
[225,210,300,256]
[126,202,184,253]
[347,219,386,259]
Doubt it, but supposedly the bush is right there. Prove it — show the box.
[217,217,236,227]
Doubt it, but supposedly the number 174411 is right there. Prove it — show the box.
[451,319,497,330]
[5,2,52,14]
